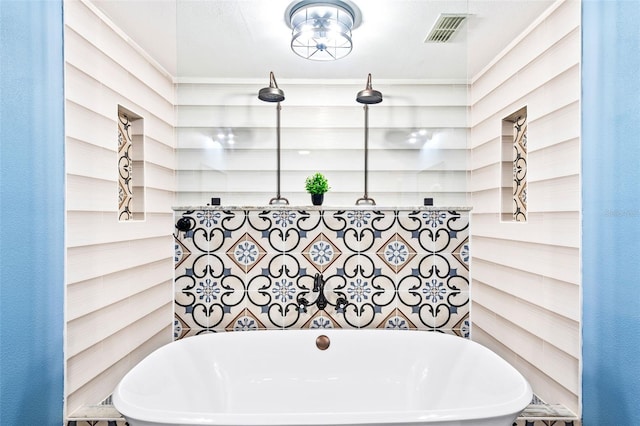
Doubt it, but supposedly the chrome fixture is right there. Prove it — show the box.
[355,73,382,205]
[297,273,347,313]
[286,0,361,61]
[258,71,285,103]
[356,73,383,104]
[258,72,289,205]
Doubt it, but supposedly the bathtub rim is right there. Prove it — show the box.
[113,329,533,425]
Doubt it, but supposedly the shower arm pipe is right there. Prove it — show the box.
[356,104,376,205]
[269,102,289,205]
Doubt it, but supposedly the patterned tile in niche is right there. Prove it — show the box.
[118,114,133,221]
[513,115,528,222]
[302,232,342,273]
[226,233,267,273]
[376,233,417,273]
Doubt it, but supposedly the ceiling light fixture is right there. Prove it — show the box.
[286,0,361,61]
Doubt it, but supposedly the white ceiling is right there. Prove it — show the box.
[90,0,554,81]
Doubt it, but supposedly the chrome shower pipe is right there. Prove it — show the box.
[356,104,375,205]
[269,102,289,205]
[258,71,288,205]
[355,73,381,205]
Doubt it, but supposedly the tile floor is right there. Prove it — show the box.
[67,398,581,426]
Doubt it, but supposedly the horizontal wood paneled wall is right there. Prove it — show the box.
[469,0,581,415]
[64,0,175,415]
[175,82,469,207]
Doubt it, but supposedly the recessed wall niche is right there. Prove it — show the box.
[501,107,527,222]
[117,106,145,221]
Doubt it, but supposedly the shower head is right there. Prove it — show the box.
[259,87,285,102]
[356,73,382,104]
[258,71,285,103]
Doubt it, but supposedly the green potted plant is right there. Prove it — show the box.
[305,172,330,206]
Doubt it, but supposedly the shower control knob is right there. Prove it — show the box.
[297,297,309,313]
[176,217,194,232]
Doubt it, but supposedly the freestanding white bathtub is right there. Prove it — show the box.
[113,330,532,426]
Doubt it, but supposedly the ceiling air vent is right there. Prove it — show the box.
[424,14,467,43]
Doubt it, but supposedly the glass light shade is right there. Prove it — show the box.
[288,1,356,61]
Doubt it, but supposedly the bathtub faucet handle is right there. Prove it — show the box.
[314,273,329,310]
[297,297,309,313]
[298,274,329,312]
[313,273,323,293]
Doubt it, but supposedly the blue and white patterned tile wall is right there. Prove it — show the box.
[173,207,470,338]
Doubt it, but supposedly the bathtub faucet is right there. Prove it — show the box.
[297,273,347,313]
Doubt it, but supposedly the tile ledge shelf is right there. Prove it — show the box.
[68,406,580,426]
[173,205,473,211]
[70,393,576,426]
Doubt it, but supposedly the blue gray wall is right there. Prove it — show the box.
[582,1,640,424]
[0,1,65,425]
